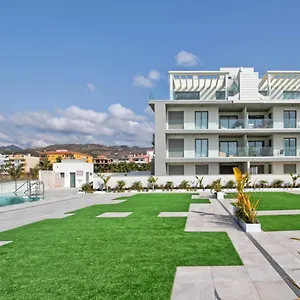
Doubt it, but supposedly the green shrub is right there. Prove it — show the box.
[178,180,190,190]
[225,180,235,189]
[116,180,126,192]
[164,181,174,191]
[258,180,268,188]
[271,179,284,188]
[131,181,143,191]
[81,183,93,193]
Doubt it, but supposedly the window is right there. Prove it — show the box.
[248,115,265,128]
[168,139,184,158]
[216,91,225,100]
[259,90,268,96]
[248,141,269,156]
[219,141,238,157]
[283,91,300,99]
[284,110,296,128]
[174,92,200,100]
[284,164,296,174]
[219,116,239,129]
[195,111,208,129]
[168,111,184,129]
[195,165,208,175]
[168,165,184,175]
[284,138,297,156]
[195,139,208,157]
[60,173,65,178]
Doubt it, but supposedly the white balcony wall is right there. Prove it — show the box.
[273,133,300,155]
[167,134,219,158]
[167,106,218,129]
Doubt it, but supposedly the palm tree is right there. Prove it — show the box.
[29,165,39,179]
[56,156,62,163]
[5,164,23,190]
[39,158,53,170]
[99,173,111,191]
[148,176,158,191]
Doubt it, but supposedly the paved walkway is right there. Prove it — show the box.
[0,189,124,232]
[171,197,299,300]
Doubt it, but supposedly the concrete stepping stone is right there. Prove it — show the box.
[158,212,188,217]
[96,212,132,218]
[0,241,12,247]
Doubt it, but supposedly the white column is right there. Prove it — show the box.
[267,73,272,98]
[170,74,174,100]
[224,74,228,100]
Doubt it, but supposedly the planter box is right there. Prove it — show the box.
[216,192,224,200]
[237,218,261,232]
[94,191,106,194]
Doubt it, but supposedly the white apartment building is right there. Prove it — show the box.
[149,67,300,176]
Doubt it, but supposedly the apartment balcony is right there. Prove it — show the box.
[219,147,273,157]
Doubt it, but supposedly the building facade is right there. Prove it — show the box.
[40,150,93,164]
[7,154,39,173]
[149,67,300,176]
[52,160,93,188]
[93,155,113,170]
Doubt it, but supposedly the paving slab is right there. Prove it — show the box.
[258,210,300,215]
[0,241,12,247]
[253,280,297,300]
[158,212,189,217]
[96,212,132,218]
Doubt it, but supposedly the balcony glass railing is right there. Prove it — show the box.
[219,147,273,157]
[247,119,273,129]
[219,119,244,129]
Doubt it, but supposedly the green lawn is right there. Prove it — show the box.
[225,192,300,211]
[258,215,300,231]
[0,193,241,300]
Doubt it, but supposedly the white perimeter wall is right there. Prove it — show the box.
[93,174,296,189]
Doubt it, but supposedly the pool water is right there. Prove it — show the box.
[0,194,43,207]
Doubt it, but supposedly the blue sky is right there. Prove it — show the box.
[1,0,300,148]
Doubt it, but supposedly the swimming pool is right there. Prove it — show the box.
[0,194,43,207]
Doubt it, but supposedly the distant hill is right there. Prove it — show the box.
[2,144,151,158]
[0,144,23,152]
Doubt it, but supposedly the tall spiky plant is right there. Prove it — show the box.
[290,173,300,188]
[99,173,111,191]
[5,164,23,191]
[233,167,259,224]
[147,176,158,191]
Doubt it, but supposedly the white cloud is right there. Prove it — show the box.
[86,83,96,92]
[133,75,153,88]
[148,70,160,80]
[175,50,200,67]
[4,104,154,148]
[133,69,161,88]
[144,105,154,116]
[0,114,5,121]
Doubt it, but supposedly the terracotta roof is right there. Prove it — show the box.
[40,150,92,157]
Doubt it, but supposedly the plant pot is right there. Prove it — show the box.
[216,192,224,200]
[237,218,261,232]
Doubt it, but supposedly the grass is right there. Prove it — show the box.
[258,215,300,231]
[0,193,240,300]
[225,192,300,211]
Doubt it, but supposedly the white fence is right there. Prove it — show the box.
[0,180,38,194]
[93,174,295,189]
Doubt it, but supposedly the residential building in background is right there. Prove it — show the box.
[7,154,39,173]
[128,153,153,164]
[0,154,9,168]
[40,149,93,164]
[93,155,113,170]
[149,68,300,176]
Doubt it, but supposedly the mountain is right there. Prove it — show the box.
[0,144,23,152]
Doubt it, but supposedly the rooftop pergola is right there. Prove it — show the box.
[259,71,300,98]
[169,71,230,100]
